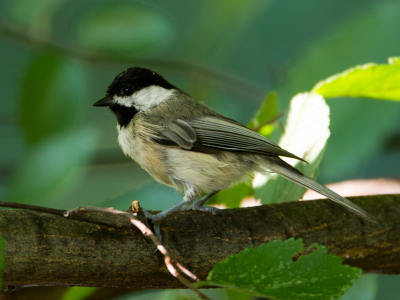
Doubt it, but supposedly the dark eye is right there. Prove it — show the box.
[123,87,134,96]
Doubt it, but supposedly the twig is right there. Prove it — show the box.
[251,111,285,132]
[176,262,199,281]
[0,201,65,216]
[64,205,210,300]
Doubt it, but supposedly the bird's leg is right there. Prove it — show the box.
[180,191,224,217]
[142,188,200,243]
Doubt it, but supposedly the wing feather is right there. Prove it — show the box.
[160,119,196,149]
[151,116,304,161]
[189,117,305,161]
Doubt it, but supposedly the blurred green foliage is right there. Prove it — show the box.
[7,0,65,37]
[0,0,400,299]
[76,3,173,55]
[18,53,85,145]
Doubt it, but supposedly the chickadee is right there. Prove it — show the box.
[94,67,375,232]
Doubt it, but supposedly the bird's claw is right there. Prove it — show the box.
[142,209,162,250]
[183,204,226,220]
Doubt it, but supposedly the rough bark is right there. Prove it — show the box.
[0,194,399,292]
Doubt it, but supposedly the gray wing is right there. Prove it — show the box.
[161,119,196,150]
[155,117,305,161]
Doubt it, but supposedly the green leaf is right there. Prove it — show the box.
[60,287,97,300]
[389,57,400,65]
[225,289,254,300]
[253,93,330,204]
[313,57,400,101]
[5,129,97,205]
[248,92,278,138]
[76,3,173,55]
[199,238,361,300]
[18,54,86,145]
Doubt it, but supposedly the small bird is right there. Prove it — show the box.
[94,67,375,233]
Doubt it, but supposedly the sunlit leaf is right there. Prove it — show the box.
[76,3,173,55]
[199,238,361,300]
[5,129,97,205]
[313,57,400,101]
[18,54,85,145]
[253,93,329,204]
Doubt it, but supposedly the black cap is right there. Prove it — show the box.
[105,67,176,99]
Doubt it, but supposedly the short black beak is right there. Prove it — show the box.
[93,97,113,107]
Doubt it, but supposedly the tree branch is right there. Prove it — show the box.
[63,205,209,300]
[0,194,399,292]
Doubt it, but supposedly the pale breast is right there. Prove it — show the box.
[117,125,173,187]
[163,148,254,193]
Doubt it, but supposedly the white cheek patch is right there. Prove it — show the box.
[113,95,134,108]
[134,86,175,111]
[114,86,176,111]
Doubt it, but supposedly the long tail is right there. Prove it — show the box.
[264,157,376,223]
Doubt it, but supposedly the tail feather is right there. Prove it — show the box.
[264,157,376,223]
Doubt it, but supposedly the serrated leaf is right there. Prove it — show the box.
[5,129,97,205]
[199,238,361,300]
[18,54,85,145]
[76,4,173,55]
[313,57,400,101]
[253,93,330,204]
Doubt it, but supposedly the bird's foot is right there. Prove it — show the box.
[142,209,163,246]
[181,202,225,219]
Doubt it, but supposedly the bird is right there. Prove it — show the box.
[93,66,375,236]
